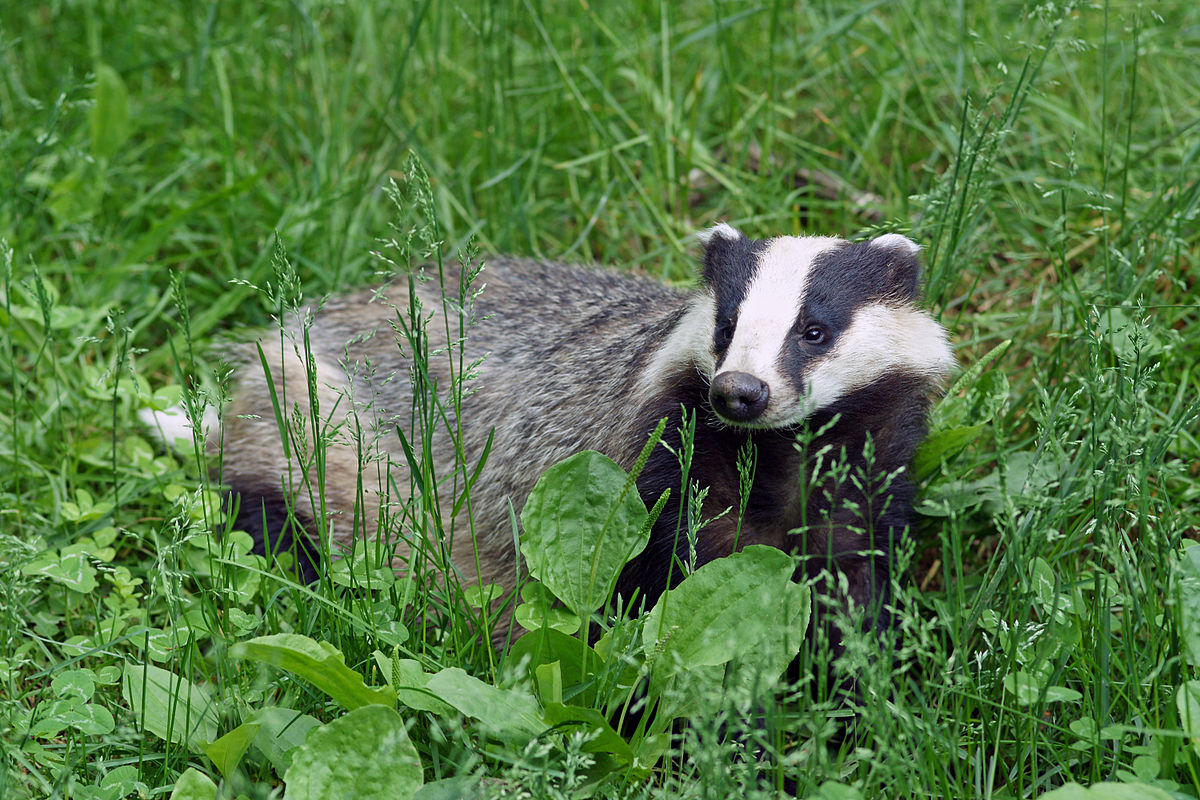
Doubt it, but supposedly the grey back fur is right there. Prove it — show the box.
[219,257,690,635]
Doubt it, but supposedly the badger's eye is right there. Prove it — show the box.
[716,319,736,347]
[802,326,826,345]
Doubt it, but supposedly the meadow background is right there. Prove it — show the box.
[2,0,1199,797]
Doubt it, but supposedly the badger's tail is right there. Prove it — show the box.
[138,403,219,450]
[139,401,321,582]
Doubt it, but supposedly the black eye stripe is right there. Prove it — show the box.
[795,324,830,346]
[715,318,736,347]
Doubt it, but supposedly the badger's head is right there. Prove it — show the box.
[692,223,954,429]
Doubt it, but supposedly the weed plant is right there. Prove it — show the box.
[1,1,1198,798]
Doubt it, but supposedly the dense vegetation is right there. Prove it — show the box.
[2,1,1198,797]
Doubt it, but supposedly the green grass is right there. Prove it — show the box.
[2,0,1199,797]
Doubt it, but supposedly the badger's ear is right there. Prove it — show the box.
[696,222,745,248]
[868,233,922,299]
[697,223,747,286]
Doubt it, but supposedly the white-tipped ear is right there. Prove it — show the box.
[696,222,744,246]
[870,233,920,257]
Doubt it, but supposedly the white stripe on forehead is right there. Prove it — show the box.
[719,236,842,379]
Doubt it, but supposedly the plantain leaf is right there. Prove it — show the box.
[1177,680,1200,760]
[1175,544,1200,667]
[372,652,455,716]
[284,705,422,800]
[520,450,652,620]
[203,721,261,778]
[507,626,607,708]
[230,634,396,711]
[643,546,806,694]
[245,707,322,778]
[122,662,219,748]
[1036,781,1175,800]
[423,667,543,742]
[168,768,218,800]
[543,701,635,763]
[90,64,131,160]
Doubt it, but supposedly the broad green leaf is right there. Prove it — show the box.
[1177,680,1200,760]
[731,580,811,688]
[461,582,504,610]
[507,627,606,708]
[122,662,219,748]
[642,546,801,691]
[284,705,422,800]
[918,354,1009,482]
[168,768,218,800]
[424,667,543,741]
[535,661,562,705]
[1002,670,1043,705]
[47,164,102,224]
[1030,556,1071,622]
[367,603,409,648]
[145,624,197,663]
[203,721,261,778]
[372,652,454,716]
[90,64,131,160]
[542,702,634,763]
[94,665,122,685]
[817,783,865,800]
[60,488,115,522]
[520,450,651,620]
[1037,782,1175,800]
[929,449,1066,516]
[245,707,322,778]
[1132,754,1160,781]
[230,634,396,711]
[144,383,185,411]
[1069,717,1098,743]
[1175,544,1200,667]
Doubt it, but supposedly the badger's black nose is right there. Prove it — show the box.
[710,371,770,422]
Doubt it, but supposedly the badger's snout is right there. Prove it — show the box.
[710,371,770,423]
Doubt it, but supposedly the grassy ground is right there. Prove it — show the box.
[2,0,1199,797]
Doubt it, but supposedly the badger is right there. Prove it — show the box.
[206,224,954,647]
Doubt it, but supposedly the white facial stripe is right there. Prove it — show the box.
[637,294,717,395]
[719,236,842,385]
[802,304,955,414]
